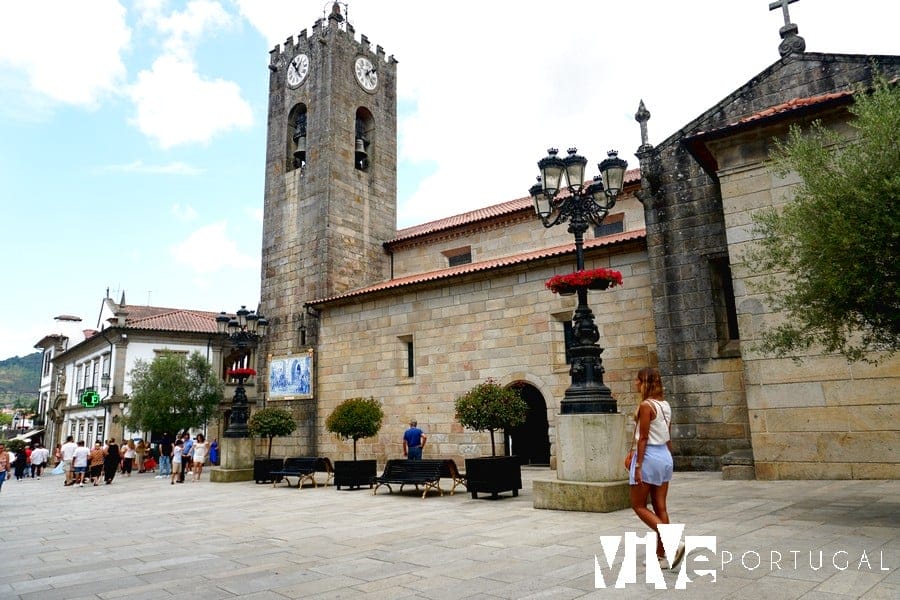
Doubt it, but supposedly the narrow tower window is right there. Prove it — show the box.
[709,255,740,354]
[287,104,307,171]
[355,107,374,171]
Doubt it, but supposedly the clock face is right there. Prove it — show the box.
[287,53,309,87]
[354,56,378,91]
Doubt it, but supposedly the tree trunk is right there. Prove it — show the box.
[352,437,358,460]
[267,436,273,460]
[489,428,496,456]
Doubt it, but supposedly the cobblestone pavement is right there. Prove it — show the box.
[0,467,897,599]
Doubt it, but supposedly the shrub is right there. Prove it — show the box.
[455,379,527,456]
[249,407,297,460]
[325,397,384,460]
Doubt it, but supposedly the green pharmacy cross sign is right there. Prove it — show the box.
[80,390,101,408]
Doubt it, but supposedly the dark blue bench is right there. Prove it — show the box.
[372,459,444,499]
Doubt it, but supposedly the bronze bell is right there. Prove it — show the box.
[355,137,368,169]
[293,134,306,167]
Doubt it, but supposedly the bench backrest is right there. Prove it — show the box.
[437,459,461,479]
[283,457,332,472]
[381,459,443,480]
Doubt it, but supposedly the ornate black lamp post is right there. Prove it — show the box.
[216,306,268,438]
[530,148,628,414]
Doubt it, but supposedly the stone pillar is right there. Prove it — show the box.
[209,437,254,483]
[533,413,631,512]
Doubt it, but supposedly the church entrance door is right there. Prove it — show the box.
[504,384,550,466]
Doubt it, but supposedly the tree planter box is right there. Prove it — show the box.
[254,458,284,484]
[465,456,522,499]
[334,459,376,490]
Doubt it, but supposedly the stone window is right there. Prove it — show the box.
[443,246,472,267]
[563,321,574,364]
[709,254,740,356]
[399,334,414,378]
[592,213,624,238]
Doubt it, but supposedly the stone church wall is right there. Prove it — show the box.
[639,53,900,477]
[710,119,900,480]
[308,243,654,468]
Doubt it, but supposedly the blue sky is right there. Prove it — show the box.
[1,0,896,359]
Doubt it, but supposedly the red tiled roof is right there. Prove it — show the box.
[389,169,642,244]
[124,308,221,334]
[310,228,646,306]
[688,90,855,140]
[735,91,853,125]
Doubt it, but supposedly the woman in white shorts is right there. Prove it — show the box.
[628,367,685,571]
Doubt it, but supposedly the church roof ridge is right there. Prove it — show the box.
[390,169,641,245]
[311,228,646,307]
[654,52,900,153]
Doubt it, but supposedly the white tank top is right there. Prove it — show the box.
[635,399,671,445]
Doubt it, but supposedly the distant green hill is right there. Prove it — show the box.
[0,352,41,402]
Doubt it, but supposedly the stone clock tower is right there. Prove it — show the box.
[259,4,398,451]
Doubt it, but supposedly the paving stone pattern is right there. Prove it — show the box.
[0,469,897,599]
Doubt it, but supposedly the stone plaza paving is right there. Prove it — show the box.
[0,467,896,599]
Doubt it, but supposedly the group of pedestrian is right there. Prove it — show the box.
[1,442,51,482]
[153,432,213,484]
[52,432,215,487]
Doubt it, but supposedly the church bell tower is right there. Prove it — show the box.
[260,3,397,361]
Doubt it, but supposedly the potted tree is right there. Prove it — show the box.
[325,397,383,490]
[249,406,297,484]
[455,379,528,499]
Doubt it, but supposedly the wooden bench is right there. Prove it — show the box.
[372,459,444,499]
[271,457,334,489]
[437,459,467,495]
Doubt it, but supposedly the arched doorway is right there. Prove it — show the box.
[504,383,550,465]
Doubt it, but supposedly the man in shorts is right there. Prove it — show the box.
[61,435,78,486]
[72,440,90,487]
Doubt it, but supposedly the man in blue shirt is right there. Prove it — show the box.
[403,420,427,460]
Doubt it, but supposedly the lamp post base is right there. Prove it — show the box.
[209,436,254,483]
[559,399,617,414]
[533,413,631,512]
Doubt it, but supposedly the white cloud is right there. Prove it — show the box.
[126,1,251,147]
[170,221,257,274]
[128,54,252,147]
[236,0,900,228]
[155,0,233,59]
[98,160,203,175]
[171,203,199,221]
[0,1,130,109]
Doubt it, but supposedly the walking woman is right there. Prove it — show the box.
[122,440,136,476]
[88,441,105,486]
[191,434,209,482]
[103,438,121,484]
[628,367,685,570]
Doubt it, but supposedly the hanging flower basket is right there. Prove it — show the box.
[545,268,623,295]
[227,368,257,378]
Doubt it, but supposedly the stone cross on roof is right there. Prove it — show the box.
[769,0,806,56]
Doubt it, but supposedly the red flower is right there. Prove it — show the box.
[227,368,257,377]
[545,268,624,294]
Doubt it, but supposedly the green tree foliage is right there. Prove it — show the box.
[125,351,224,435]
[454,379,528,456]
[750,75,899,362]
[249,406,297,459]
[325,397,384,460]
[0,412,12,427]
[0,352,41,400]
[6,438,26,454]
